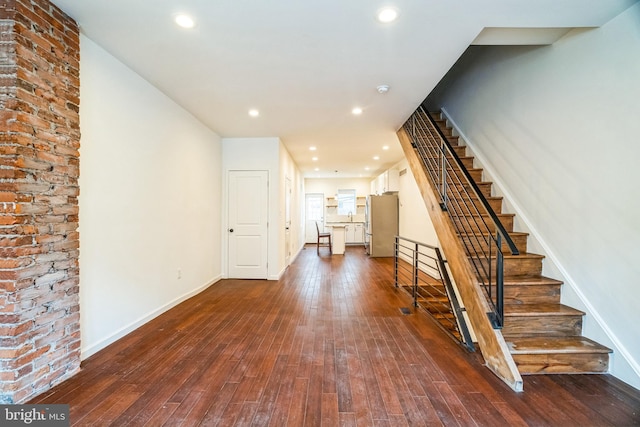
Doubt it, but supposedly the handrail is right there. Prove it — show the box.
[394,236,475,351]
[404,106,519,328]
[422,106,519,256]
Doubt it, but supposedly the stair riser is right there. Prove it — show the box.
[503,285,561,305]
[414,123,455,137]
[502,315,582,337]
[472,256,542,277]
[514,353,609,374]
[447,182,492,198]
[452,215,514,233]
[459,233,528,254]
[446,189,495,208]
[452,196,502,213]
[450,168,483,182]
[451,146,467,157]
[422,155,474,170]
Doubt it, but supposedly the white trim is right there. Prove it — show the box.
[80,276,222,360]
[441,107,640,384]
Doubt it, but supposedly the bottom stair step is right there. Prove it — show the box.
[506,336,612,374]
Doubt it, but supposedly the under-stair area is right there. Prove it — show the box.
[397,106,612,386]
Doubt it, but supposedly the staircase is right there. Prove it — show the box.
[403,108,611,376]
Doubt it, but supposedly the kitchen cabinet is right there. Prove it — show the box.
[345,223,364,244]
[371,169,399,194]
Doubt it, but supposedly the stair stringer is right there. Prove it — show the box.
[397,127,524,392]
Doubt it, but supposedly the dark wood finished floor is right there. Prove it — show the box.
[31,246,640,426]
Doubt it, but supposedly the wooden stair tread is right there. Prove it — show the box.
[473,253,544,262]
[504,303,584,316]
[503,252,544,260]
[503,275,562,285]
[448,179,492,186]
[453,212,515,219]
[506,336,612,355]
[460,230,526,237]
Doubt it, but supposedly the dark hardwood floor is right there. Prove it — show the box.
[30,245,640,426]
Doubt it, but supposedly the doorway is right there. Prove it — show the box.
[227,170,269,278]
[305,193,324,244]
[285,177,292,266]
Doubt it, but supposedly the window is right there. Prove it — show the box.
[306,194,324,221]
[337,189,356,216]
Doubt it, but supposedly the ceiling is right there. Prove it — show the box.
[51,0,636,178]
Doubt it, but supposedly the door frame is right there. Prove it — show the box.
[305,193,325,244]
[225,169,269,279]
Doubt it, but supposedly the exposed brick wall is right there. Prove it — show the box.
[0,0,80,403]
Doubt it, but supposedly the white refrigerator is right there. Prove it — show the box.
[365,194,399,257]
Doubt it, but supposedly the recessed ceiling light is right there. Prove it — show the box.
[248,109,260,117]
[314,168,319,171]
[373,156,380,160]
[352,107,363,115]
[309,146,317,151]
[376,85,390,94]
[175,14,195,28]
[365,167,370,171]
[312,157,318,161]
[377,7,399,23]
[382,145,389,150]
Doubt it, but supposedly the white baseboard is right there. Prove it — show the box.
[271,242,306,280]
[80,275,222,360]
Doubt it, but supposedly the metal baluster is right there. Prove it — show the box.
[496,233,504,328]
[413,243,419,307]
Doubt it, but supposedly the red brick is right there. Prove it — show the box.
[0,258,33,269]
[0,321,32,337]
[1,0,80,404]
[0,343,33,359]
[0,192,17,203]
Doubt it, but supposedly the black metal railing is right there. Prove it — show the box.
[394,236,474,351]
[403,105,520,328]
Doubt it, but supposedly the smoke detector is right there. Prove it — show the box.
[377,85,390,94]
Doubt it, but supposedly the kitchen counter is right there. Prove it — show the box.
[326,224,346,255]
[325,222,365,246]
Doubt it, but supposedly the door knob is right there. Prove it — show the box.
[229,229,234,233]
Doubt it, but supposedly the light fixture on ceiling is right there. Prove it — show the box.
[248,109,260,117]
[373,156,380,160]
[312,156,318,161]
[376,7,399,23]
[382,145,389,150]
[314,167,319,171]
[309,146,317,151]
[365,167,370,171]
[376,84,390,94]
[175,14,195,28]
[352,107,363,115]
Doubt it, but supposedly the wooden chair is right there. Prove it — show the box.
[315,221,332,255]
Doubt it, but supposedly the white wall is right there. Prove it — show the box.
[304,178,371,198]
[428,3,640,389]
[279,142,306,268]
[395,159,439,247]
[222,137,304,280]
[79,35,223,358]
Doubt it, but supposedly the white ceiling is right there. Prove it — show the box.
[51,0,636,178]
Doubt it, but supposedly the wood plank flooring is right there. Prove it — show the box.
[30,246,640,426]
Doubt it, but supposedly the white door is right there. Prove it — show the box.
[305,193,324,243]
[228,170,268,279]
[285,177,292,266]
